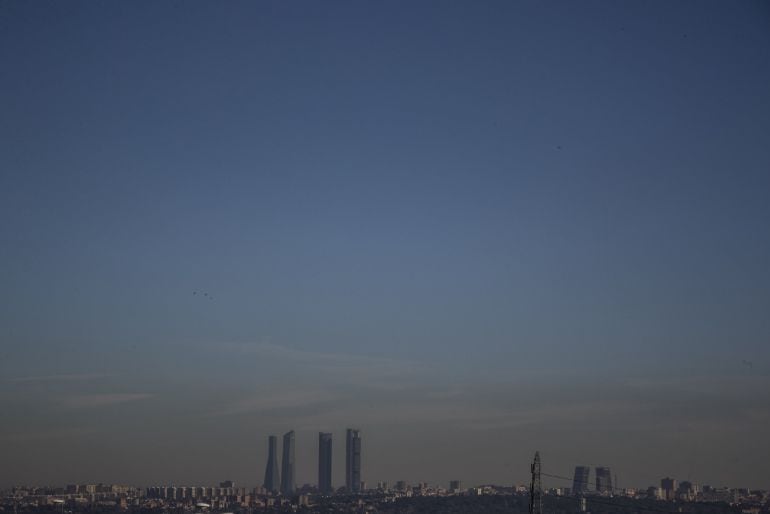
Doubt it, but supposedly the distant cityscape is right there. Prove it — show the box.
[1,428,766,513]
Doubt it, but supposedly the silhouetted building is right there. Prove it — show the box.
[648,486,663,500]
[264,436,280,493]
[318,432,333,495]
[572,466,590,496]
[595,467,612,494]
[345,428,361,492]
[661,477,677,501]
[280,430,296,495]
[678,480,696,500]
[449,480,462,491]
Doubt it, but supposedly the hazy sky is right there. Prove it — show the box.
[1,1,770,491]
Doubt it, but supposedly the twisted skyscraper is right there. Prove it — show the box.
[263,435,279,493]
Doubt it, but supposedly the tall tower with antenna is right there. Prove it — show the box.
[529,452,543,514]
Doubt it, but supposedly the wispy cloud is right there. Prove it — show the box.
[234,343,414,369]
[0,427,97,442]
[7,373,112,384]
[210,389,340,416]
[625,374,770,396]
[206,343,428,418]
[61,393,153,409]
[226,342,423,385]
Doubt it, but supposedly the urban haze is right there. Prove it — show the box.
[1,0,769,505]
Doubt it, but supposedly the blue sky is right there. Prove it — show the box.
[1,1,769,489]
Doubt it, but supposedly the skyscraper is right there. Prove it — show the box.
[661,477,677,501]
[280,430,295,495]
[263,435,279,493]
[318,432,333,495]
[345,428,361,492]
[595,467,613,494]
[572,466,590,496]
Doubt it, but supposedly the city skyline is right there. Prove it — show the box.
[5,472,763,514]
[0,446,762,514]
[1,0,769,492]
[5,429,697,499]
[3,466,754,497]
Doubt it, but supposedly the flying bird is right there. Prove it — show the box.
[193,290,215,300]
